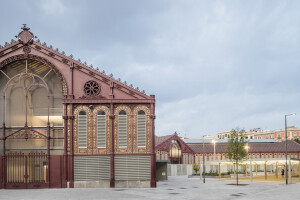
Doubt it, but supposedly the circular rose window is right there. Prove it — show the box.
[84,80,100,96]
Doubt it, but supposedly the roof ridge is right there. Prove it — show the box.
[1,25,151,98]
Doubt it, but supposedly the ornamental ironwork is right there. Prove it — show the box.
[84,80,100,96]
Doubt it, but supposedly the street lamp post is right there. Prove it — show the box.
[202,136,205,183]
[245,144,249,176]
[285,113,296,185]
[245,143,249,160]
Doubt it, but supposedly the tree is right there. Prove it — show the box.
[226,129,247,185]
[193,163,200,175]
[294,138,300,144]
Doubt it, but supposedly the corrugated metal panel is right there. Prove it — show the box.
[74,156,110,181]
[118,115,127,148]
[115,155,150,181]
[97,115,106,148]
[78,115,87,148]
[137,115,146,147]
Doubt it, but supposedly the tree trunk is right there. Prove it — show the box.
[236,161,239,185]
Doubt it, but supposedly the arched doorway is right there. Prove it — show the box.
[169,140,182,164]
[0,59,64,188]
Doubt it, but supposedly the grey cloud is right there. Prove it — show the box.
[1,0,300,137]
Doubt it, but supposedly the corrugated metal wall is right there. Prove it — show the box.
[115,155,151,181]
[74,156,110,181]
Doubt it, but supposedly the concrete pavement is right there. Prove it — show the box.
[0,176,299,200]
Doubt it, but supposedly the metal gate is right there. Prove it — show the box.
[5,152,48,189]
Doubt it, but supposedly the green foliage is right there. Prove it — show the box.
[193,163,200,174]
[294,138,300,144]
[202,171,218,176]
[202,170,218,176]
[226,129,247,185]
[226,129,247,162]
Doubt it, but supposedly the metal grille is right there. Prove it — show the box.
[97,115,106,148]
[115,155,151,181]
[6,152,47,184]
[137,115,146,147]
[78,115,87,148]
[118,115,127,148]
[74,156,110,181]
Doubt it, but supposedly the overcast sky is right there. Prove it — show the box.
[1,0,300,138]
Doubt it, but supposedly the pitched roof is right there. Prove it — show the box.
[155,133,194,153]
[155,135,173,147]
[0,26,151,99]
[188,140,300,154]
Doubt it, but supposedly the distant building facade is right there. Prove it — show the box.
[156,133,300,177]
[217,126,300,141]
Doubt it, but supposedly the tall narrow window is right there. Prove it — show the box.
[97,110,106,148]
[137,110,146,147]
[118,110,127,148]
[78,110,87,148]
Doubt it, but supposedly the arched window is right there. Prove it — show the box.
[118,110,127,148]
[169,140,181,164]
[97,110,106,148]
[78,110,87,148]
[137,110,146,147]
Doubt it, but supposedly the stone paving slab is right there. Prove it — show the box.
[0,176,299,200]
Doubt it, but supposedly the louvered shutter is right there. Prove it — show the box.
[97,115,106,148]
[78,114,87,148]
[137,114,146,147]
[74,156,110,181]
[115,155,150,181]
[118,115,127,148]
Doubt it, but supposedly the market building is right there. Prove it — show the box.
[156,133,300,182]
[0,26,156,189]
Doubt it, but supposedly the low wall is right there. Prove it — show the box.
[168,164,193,176]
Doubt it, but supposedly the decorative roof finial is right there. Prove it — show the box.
[18,24,34,45]
[22,24,30,31]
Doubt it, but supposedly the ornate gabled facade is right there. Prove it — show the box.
[0,25,156,189]
[155,133,194,164]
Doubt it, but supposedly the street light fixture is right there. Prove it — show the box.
[285,113,296,185]
[245,143,249,177]
[245,143,249,160]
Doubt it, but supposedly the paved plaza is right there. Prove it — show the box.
[0,176,300,200]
